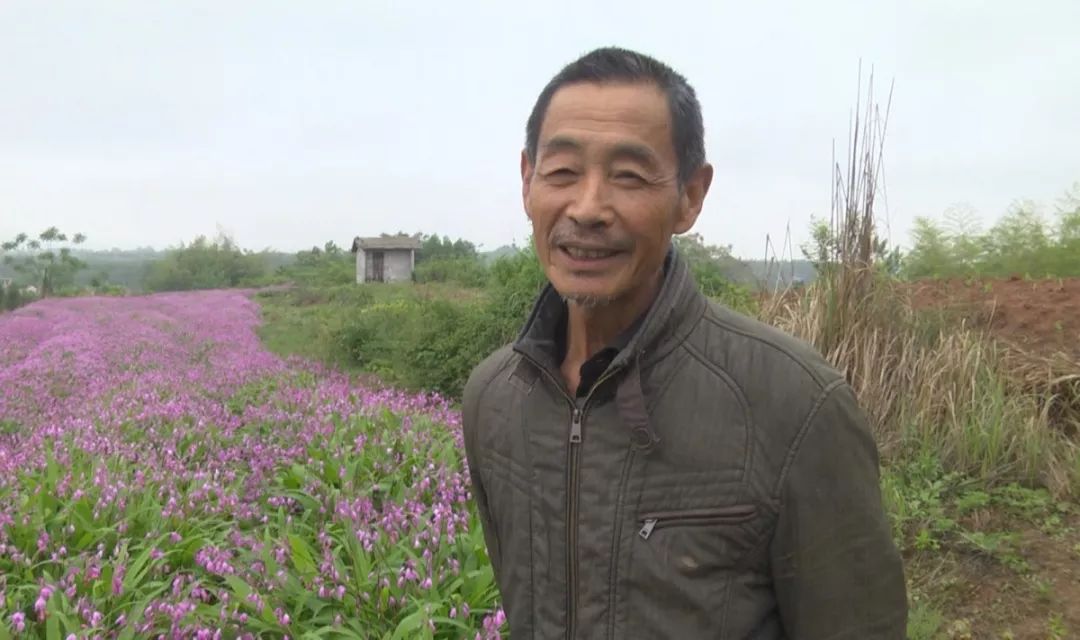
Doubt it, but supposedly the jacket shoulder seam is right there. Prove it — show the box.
[773,377,846,500]
[702,311,832,388]
[681,340,755,494]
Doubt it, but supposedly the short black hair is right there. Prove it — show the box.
[525,46,706,185]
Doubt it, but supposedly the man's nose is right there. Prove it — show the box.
[565,171,614,227]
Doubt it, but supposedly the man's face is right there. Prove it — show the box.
[521,81,712,308]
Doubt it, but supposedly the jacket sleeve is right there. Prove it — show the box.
[769,380,908,639]
[462,365,502,585]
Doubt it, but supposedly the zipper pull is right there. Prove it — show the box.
[638,518,657,540]
[569,409,582,444]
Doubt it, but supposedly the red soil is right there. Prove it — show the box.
[906,277,1080,361]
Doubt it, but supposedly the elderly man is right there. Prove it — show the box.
[462,46,907,639]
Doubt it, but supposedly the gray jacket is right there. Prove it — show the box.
[462,248,907,638]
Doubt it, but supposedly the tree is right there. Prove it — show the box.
[2,282,23,311]
[980,201,1051,276]
[1,227,88,297]
[143,234,270,292]
[901,217,953,279]
[416,234,478,264]
[942,204,983,275]
[280,241,353,286]
[672,233,756,312]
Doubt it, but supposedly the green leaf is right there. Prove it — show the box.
[430,616,471,631]
[124,538,164,592]
[224,575,253,602]
[390,610,426,640]
[288,533,317,575]
[0,623,12,640]
[46,615,60,640]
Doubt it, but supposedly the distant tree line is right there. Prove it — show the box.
[901,185,1080,279]
[141,234,277,292]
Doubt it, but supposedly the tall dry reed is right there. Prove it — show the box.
[759,70,1079,495]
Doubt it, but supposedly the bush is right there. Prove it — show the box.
[277,243,354,287]
[1,282,29,311]
[144,235,271,292]
[325,248,546,399]
[413,256,488,288]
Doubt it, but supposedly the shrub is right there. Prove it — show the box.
[413,256,489,288]
[144,235,271,292]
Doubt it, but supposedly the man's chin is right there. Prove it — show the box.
[554,284,619,310]
[561,293,616,310]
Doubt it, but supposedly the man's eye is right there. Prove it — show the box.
[545,169,577,181]
[614,171,646,184]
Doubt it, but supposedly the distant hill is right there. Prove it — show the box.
[744,259,819,290]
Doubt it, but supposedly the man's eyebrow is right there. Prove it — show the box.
[541,137,660,168]
[540,136,584,156]
[609,142,660,168]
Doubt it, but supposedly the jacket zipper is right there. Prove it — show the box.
[638,505,757,540]
[567,407,582,638]
[515,351,622,640]
[566,369,620,639]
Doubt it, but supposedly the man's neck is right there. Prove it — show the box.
[561,268,662,388]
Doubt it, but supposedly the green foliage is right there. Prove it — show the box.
[1,227,88,297]
[276,242,354,287]
[484,242,547,342]
[901,189,1080,279]
[413,257,488,288]
[671,233,757,314]
[416,235,479,264]
[905,602,945,640]
[881,451,1066,572]
[331,248,545,398]
[801,216,903,279]
[1,281,30,311]
[144,235,273,292]
[412,235,489,288]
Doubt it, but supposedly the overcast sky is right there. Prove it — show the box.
[2,1,1078,259]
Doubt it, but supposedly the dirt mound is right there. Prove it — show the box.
[907,277,1080,361]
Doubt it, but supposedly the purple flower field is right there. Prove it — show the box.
[0,291,504,639]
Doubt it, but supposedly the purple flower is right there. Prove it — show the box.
[0,290,494,636]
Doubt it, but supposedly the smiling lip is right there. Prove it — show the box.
[557,244,625,267]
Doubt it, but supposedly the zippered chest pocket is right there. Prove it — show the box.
[638,504,756,540]
[634,504,762,578]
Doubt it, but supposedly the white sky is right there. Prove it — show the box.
[2,1,1078,259]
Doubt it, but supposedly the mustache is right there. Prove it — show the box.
[548,223,633,252]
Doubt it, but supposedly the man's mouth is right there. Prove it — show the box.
[560,245,621,260]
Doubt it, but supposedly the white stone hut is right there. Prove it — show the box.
[350,236,422,283]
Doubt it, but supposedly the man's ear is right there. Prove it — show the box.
[673,163,714,234]
[521,149,534,219]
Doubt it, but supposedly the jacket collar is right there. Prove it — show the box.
[512,244,707,386]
